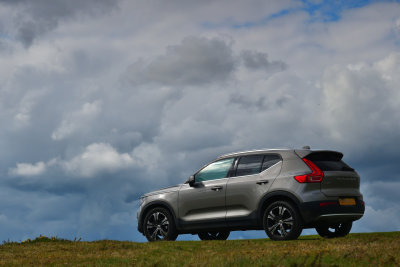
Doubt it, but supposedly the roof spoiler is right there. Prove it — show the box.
[295,149,343,160]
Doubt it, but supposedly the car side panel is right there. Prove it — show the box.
[268,151,313,200]
[225,161,282,224]
[178,178,228,225]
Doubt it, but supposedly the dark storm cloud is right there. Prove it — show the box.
[358,180,400,232]
[229,94,267,110]
[0,0,25,3]
[0,0,117,47]
[128,36,236,86]
[127,36,289,87]
[0,180,145,241]
[362,181,400,208]
[240,50,287,72]
[5,175,87,196]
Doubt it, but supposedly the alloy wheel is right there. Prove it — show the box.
[266,205,295,238]
[146,211,170,241]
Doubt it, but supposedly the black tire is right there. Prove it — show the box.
[143,207,178,242]
[198,231,230,240]
[263,201,302,241]
[315,222,352,238]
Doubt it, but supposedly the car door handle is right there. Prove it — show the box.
[211,186,223,191]
[256,180,269,185]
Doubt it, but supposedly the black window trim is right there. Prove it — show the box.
[229,153,282,178]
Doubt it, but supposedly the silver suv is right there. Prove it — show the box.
[137,148,365,241]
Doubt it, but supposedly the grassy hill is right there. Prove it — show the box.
[1,232,399,266]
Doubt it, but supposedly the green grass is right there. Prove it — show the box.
[1,232,399,266]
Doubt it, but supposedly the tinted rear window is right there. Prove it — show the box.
[261,154,281,171]
[234,154,282,177]
[306,152,354,172]
[236,155,264,176]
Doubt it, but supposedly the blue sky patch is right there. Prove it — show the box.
[202,0,398,29]
[301,0,374,22]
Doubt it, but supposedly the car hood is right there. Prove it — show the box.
[142,184,182,197]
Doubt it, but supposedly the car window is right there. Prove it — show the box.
[236,155,264,177]
[261,154,281,172]
[195,158,234,182]
[305,152,354,171]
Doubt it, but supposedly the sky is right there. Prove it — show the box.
[0,0,400,242]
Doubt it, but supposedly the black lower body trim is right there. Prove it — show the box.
[299,198,365,228]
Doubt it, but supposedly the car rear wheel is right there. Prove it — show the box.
[198,231,230,240]
[143,207,178,242]
[316,222,352,238]
[263,201,302,241]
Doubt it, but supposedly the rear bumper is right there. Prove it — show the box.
[299,198,365,227]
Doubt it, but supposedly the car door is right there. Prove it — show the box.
[225,154,282,227]
[178,157,234,230]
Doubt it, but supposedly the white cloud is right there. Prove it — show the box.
[9,161,46,177]
[359,205,400,232]
[51,100,102,140]
[131,143,161,169]
[320,53,400,152]
[62,143,135,177]
[12,89,48,128]
[8,158,59,177]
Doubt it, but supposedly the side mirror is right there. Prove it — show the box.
[188,175,195,186]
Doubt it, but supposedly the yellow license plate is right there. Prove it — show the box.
[339,198,356,206]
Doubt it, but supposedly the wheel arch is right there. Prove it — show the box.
[138,201,179,233]
[257,190,303,225]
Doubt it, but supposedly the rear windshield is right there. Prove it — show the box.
[305,152,354,172]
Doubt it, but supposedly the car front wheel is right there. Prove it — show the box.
[316,222,352,238]
[263,201,302,241]
[198,231,230,240]
[143,207,178,242]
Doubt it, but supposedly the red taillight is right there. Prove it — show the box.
[294,158,324,183]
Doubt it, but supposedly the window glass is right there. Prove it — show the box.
[261,154,281,172]
[310,160,354,171]
[195,158,234,182]
[306,152,354,171]
[236,155,264,177]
